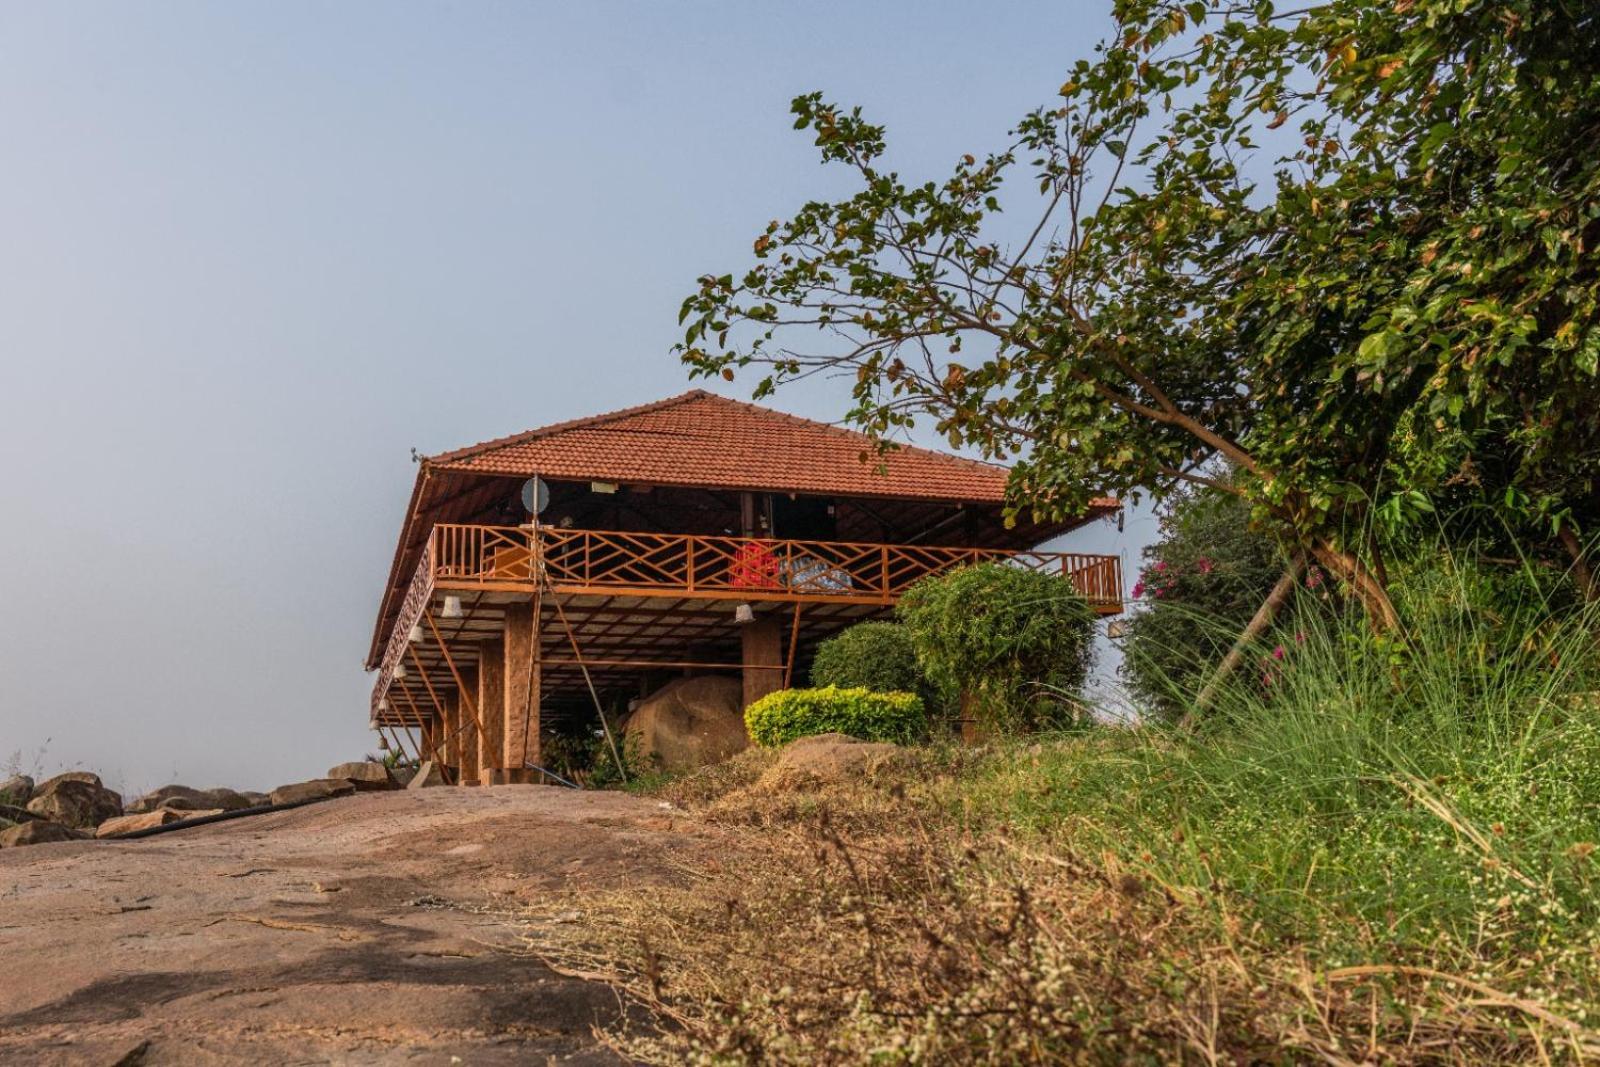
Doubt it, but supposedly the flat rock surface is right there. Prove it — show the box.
[0,786,706,1065]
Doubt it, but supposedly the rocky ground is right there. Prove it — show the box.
[0,785,711,1065]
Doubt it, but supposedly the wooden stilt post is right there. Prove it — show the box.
[477,637,507,783]
[505,592,542,775]
[742,615,785,710]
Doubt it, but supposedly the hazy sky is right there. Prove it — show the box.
[0,1,1152,794]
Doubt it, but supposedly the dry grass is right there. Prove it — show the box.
[521,752,1600,1065]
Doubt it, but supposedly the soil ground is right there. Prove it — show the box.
[0,785,708,1065]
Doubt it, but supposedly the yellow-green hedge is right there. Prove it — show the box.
[744,686,926,747]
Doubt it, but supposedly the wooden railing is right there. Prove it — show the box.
[429,524,1122,609]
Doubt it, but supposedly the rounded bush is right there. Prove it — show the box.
[897,562,1096,732]
[810,622,922,693]
[744,686,926,747]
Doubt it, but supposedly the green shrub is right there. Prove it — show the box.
[810,622,923,694]
[897,562,1096,732]
[744,686,926,747]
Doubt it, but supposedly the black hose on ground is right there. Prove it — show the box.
[103,793,344,840]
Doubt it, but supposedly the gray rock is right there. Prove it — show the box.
[389,765,417,788]
[326,762,396,790]
[407,761,448,789]
[0,820,90,848]
[0,774,34,805]
[268,778,357,806]
[26,778,123,829]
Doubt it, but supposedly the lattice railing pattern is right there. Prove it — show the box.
[426,524,1122,609]
[371,538,436,720]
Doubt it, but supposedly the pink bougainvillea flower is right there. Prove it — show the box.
[1154,560,1168,573]
[1295,631,1307,645]
[1131,581,1145,598]
[1262,671,1274,686]
[1196,557,1214,574]
[1153,585,1167,598]
[1272,645,1286,660]
[1306,569,1324,589]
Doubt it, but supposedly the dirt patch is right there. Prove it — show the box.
[0,785,716,1065]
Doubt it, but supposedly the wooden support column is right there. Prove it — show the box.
[742,615,785,710]
[477,638,506,782]
[473,643,505,783]
[455,670,481,785]
[503,598,541,772]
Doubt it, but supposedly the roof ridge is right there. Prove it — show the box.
[426,389,712,466]
[430,387,1010,477]
[693,391,1010,476]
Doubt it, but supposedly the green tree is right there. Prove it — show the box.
[679,1,1600,625]
[897,564,1097,733]
[810,621,926,696]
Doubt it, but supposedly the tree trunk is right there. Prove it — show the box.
[1180,553,1307,729]
[1309,540,1402,634]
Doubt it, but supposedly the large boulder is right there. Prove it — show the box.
[326,762,396,791]
[0,774,34,804]
[269,778,357,806]
[26,778,123,829]
[96,809,185,838]
[36,771,103,791]
[0,820,90,848]
[407,761,448,789]
[624,675,749,773]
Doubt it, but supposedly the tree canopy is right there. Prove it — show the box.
[678,0,1600,624]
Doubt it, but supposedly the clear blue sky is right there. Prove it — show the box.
[0,1,1151,793]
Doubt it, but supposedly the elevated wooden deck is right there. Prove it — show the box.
[371,524,1122,727]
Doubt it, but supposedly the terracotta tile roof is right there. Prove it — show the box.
[430,389,1043,504]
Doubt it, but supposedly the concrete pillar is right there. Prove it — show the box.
[742,615,785,709]
[504,600,541,769]
[477,639,506,780]
[456,670,481,786]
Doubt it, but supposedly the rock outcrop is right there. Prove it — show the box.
[624,675,749,773]
[0,774,34,804]
[269,779,358,806]
[35,771,104,791]
[754,732,907,790]
[326,762,396,791]
[128,785,255,814]
[0,820,89,848]
[96,809,186,837]
[26,778,123,830]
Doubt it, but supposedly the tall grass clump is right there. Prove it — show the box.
[969,554,1600,1024]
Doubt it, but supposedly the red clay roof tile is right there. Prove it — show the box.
[429,389,1083,504]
